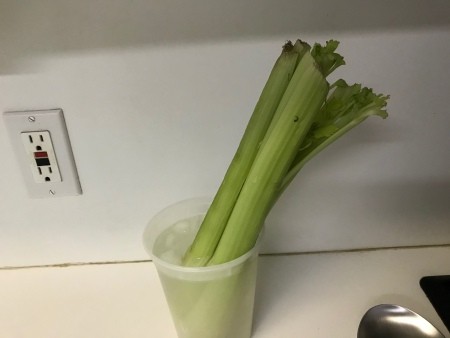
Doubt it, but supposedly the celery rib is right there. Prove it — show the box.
[182,42,301,266]
[208,52,329,265]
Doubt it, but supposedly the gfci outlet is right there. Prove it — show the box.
[3,109,82,198]
[21,131,62,183]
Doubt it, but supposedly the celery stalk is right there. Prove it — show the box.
[180,38,389,267]
[280,80,389,194]
[208,52,329,265]
[182,42,303,266]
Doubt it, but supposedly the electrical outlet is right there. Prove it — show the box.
[21,131,62,183]
[3,109,82,198]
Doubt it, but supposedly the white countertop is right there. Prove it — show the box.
[1,246,449,338]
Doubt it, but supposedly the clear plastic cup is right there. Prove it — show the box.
[143,197,260,338]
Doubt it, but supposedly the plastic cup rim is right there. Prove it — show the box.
[143,196,263,274]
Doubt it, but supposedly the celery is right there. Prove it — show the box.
[280,80,389,194]
[310,40,345,77]
[182,42,304,266]
[209,51,329,265]
[182,39,389,267]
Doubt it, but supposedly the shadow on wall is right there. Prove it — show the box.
[1,0,450,73]
[359,180,450,233]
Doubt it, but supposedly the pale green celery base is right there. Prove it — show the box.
[157,254,259,338]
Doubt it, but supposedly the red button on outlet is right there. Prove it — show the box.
[34,151,48,158]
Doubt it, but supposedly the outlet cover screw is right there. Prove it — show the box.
[49,190,55,195]
[28,116,36,122]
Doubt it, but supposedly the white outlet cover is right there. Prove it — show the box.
[3,109,82,198]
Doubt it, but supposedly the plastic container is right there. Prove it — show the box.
[143,197,260,338]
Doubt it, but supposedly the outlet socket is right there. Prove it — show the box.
[3,109,82,198]
[21,131,62,183]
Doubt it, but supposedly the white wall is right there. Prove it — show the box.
[1,1,449,267]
